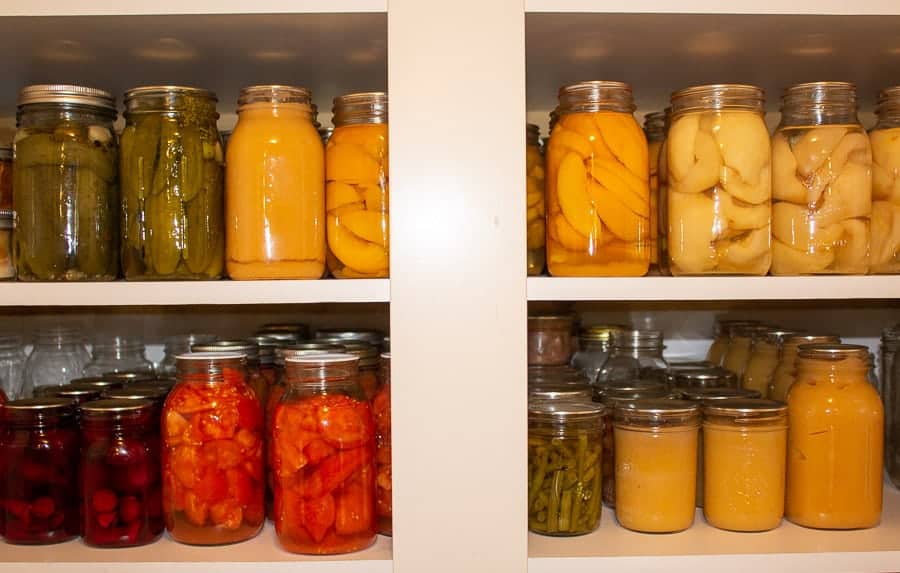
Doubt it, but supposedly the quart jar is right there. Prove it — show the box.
[614,399,700,533]
[80,399,163,547]
[248,335,278,387]
[786,344,883,529]
[341,341,381,399]
[706,318,759,366]
[23,327,90,396]
[769,334,840,401]
[84,336,154,377]
[162,353,264,545]
[721,324,769,382]
[272,354,376,554]
[595,329,667,387]
[545,81,651,276]
[226,85,325,279]
[0,208,13,280]
[742,328,801,397]
[870,86,900,273]
[326,92,389,278]
[158,333,217,378]
[527,123,546,275]
[703,399,787,532]
[656,108,673,276]
[13,85,119,281]
[667,85,771,275]
[120,86,225,280]
[0,146,11,209]
[528,315,575,366]
[374,352,392,535]
[771,82,872,275]
[644,111,665,273]
[528,399,604,536]
[0,335,27,399]
[0,398,79,543]
[191,340,267,409]
[570,324,626,382]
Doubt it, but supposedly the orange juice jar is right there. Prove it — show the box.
[226,85,325,279]
[326,92,389,278]
[786,344,883,529]
[614,399,700,533]
[769,334,840,401]
[703,399,787,532]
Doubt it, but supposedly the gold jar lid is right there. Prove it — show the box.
[3,397,75,412]
[674,367,736,389]
[69,376,126,390]
[528,384,593,402]
[80,398,155,416]
[579,324,627,342]
[557,81,635,114]
[783,334,841,349]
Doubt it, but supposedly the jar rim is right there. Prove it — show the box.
[103,387,168,401]
[528,398,605,421]
[558,80,635,114]
[314,329,384,344]
[80,398,154,415]
[3,397,75,412]
[284,352,360,365]
[100,371,156,384]
[614,398,700,426]
[191,341,259,358]
[528,384,593,402]
[674,367,735,383]
[670,83,765,113]
[797,343,869,360]
[124,85,217,103]
[238,84,311,106]
[52,385,103,399]
[784,334,840,347]
[177,351,245,361]
[703,398,786,417]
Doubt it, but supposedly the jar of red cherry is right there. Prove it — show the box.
[0,398,79,544]
[80,399,163,547]
[162,352,264,545]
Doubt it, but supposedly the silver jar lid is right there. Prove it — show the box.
[314,328,384,346]
[528,398,604,423]
[611,329,663,349]
[528,384,593,402]
[284,353,360,366]
[192,340,259,361]
[0,208,13,224]
[18,84,116,111]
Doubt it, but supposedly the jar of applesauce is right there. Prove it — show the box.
[644,111,665,273]
[667,85,771,275]
[870,87,900,273]
[326,92,389,278]
[786,344,883,529]
[226,85,325,279]
[656,108,673,276]
[769,334,840,400]
[771,82,872,275]
[705,319,759,366]
[703,399,787,532]
[545,81,650,276]
[742,328,801,397]
[527,123,546,275]
[614,399,700,532]
[722,324,770,383]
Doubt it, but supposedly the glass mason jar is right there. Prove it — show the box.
[326,92,389,279]
[614,399,700,533]
[742,328,801,397]
[0,146,11,209]
[644,111,665,273]
[527,123,546,275]
[340,342,381,400]
[226,85,325,279]
[545,81,651,277]
[667,85,771,275]
[656,108,673,276]
[51,384,103,409]
[786,344,883,529]
[0,398,79,543]
[191,340,267,409]
[664,360,716,386]
[528,315,575,366]
[870,87,900,273]
[528,399,604,536]
[373,352,392,536]
[120,86,225,280]
[84,336,154,377]
[769,334,840,401]
[673,367,737,390]
[771,82,872,275]
[706,318,759,366]
[13,85,119,281]
[158,333,217,378]
[23,327,90,396]
[162,353,264,545]
[528,383,593,402]
[721,324,770,382]
[80,399,163,547]
[314,328,385,348]
[248,335,278,388]
[0,335,27,399]
[571,324,626,383]
[703,399,787,532]
[595,329,667,387]
[272,354,376,554]
[0,208,13,280]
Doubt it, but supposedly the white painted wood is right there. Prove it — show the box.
[0,0,387,16]
[525,0,900,14]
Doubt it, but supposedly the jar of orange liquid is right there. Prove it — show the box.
[225,85,325,279]
[786,344,883,529]
[742,328,801,397]
[703,399,787,532]
[769,334,840,400]
[614,399,700,533]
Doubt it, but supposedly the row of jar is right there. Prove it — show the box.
[528,343,884,535]
[526,80,900,277]
[3,84,388,282]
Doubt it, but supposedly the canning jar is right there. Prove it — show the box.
[527,123,546,275]
[529,384,593,402]
[528,315,575,366]
[771,82,872,275]
[13,85,119,281]
[614,399,700,533]
[374,352,392,535]
[226,85,324,279]
[703,399,787,532]
[0,146,11,209]
[721,324,769,382]
[0,208,13,280]
[326,92,389,278]
[0,398,79,543]
[656,108,673,276]
[769,334,840,401]
[674,367,737,391]
[23,327,90,396]
[595,329,667,386]
[158,334,217,378]
[667,85,771,275]
[786,344,883,529]
[248,335,278,388]
[341,342,381,399]
[121,86,225,280]
[706,319,759,366]
[0,335,27,399]
[272,354,376,554]
[528,399,604,536]
[84,336,154,377]
[870,87,900,273]
[644,112,665,273]
[570,324,626,382]
[742,328,801,396]
[162,353,264,545]
[80,399,163,547]
[191,340,267,409]
[545,81,650,276]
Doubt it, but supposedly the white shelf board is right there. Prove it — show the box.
[527,276,900,302]
[529,485,900,573]
[0,1,387,16]
[0,279,390,306]
[0,524,392,572]
[525,0,900,14]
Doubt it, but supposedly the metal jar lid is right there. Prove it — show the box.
[103,387,168,402]
[783,334,841,349]
[528,315,575,330]
[595,380,672,405]
[674,367,736,389]
[614,399,701,427]
[797,343,870,361]
[3,397,75,413]
[528,399,604,424]
[52,384,103,400]
[69,376,126,390]
[258,322,310,338]
[314,329,384,346]
[0,147,11,161]
[80,398,155,417]
[101,371,157,384]
[702,398,787,425]
[679,387,761,401]
[579,324,627,342]
[192,340,259,361]
[763,328,804,345]
[18,84,116,111]
[0,209,13,225]
[529,384,593,402]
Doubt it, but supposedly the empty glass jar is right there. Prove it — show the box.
[595,329,667,386]
[84,336,154,377]
[23,327,90,396]
[157,333,216,378]
[0,335,27,399]
[571,324,626,382]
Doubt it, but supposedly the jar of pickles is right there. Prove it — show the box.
[121,86,224,280]
[158,333,217,378]
[326,92,389,278]
[84,336,155,377]
[0,208,13,280]
[272,354,376,554]
[545,81,650,276]
[13,85,119,281]
[772,82,872,275]
[644,111,665,273]
[667,85,771,275]
[162,353,264,545]
[528,315,575,366]
[595,329,667,386]
[769,334,840,400]
[527,123,546,275]
[373,352,392,535]
[80,399,163,547]
[656,108,673,276]
[226,85,325,279]
[870,87,900,273]
[570,324,626,382]
[742,328,801,397]
[0,398,79,543]
[191,340,267,409]
[786,344,883,529]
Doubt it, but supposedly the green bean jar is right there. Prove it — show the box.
[120,86,224,280]
[13,85,119,281]
[528,399,604,536]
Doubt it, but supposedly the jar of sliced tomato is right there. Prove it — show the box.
[373,352,392,535]
[162,352,264,545]
[272,353,376,554]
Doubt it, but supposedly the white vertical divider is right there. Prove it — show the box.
[388,1,527,572]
